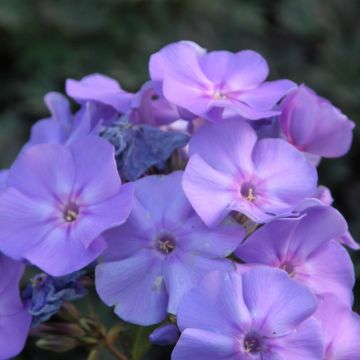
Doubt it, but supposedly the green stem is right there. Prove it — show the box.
[105,341,128,360]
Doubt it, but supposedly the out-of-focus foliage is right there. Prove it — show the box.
[0,0,359,358]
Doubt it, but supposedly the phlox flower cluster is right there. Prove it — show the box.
[0,40,358,359]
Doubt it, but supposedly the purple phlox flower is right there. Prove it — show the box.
[288,184,334,214]
[313,186,359,250]
[182,117,317,227]
[337,231,360,250]
[127,80,196,138]
[235,205,355,306]
[184,116,206,135]
[305,152,323,167]
[315,185,334,206]
[150,40,206,82]
[0,170,9,192]
[172,267,324,360]
[26,92,101,149]
[100,117,190,181]
[315,294,360,360]
[250,116,280,139]
[95,172,245,326]
[0,253,31,359]
[149,323,180,346]
[161,119,192,136]
[26,92,72,147]
[128,80,181,126]
[294,188,360,251]
[0,136,134,276]
[150,41,296,122]
[279,84,355,159]
[66,73,134,124]
[22,270,87,327]
[127,79,207,135]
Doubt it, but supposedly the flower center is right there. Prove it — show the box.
[213,90,227,100]
[244,333,262,354]
[63,203,79,223]
[157,234,176,254]
[280,261,296,277]
[241,182,256,202]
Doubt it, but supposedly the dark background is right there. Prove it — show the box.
[0,0,359,358]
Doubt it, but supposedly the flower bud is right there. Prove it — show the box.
[36,336,79,353]
[149,324,180,346]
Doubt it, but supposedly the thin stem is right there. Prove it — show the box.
[105,341,128,360]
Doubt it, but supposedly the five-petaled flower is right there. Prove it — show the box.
[183,118,317,226]
[95,172,245,325]
[0,136,133,276]
[150,41,296,122]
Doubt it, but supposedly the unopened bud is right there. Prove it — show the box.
[36,336,79,353]
[31,322,86,338]
[149,324,180,346]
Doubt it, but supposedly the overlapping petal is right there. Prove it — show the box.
[183,118,317,226]
[96,249,168,326]
[279,85,355,158]
[0,255,31,360]
[236,206,354,305]
[66,73,133,114]
[151,41,294,122]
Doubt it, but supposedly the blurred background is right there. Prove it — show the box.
[0,0,359,358]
